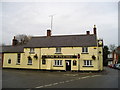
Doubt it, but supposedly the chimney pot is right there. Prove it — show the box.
[86,31,90,35]
[12,36,18,46]
[47,30,51,36]
[93,25,97,35]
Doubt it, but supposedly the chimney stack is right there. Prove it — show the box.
[86,31,90,35]
[47,30,51,37]
[93,25,97,35]
[12,36,18,46]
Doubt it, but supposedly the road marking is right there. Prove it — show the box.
[91,75,101,77]
[59,81,65,84]
[65,80,70,82]
[53,83,58,85]
[81,76,90,79]
[35,74,101,88]
[36,86,44,88]
[44,84,52,87]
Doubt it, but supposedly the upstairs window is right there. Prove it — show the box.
[82,47,88,53]
[30,48,35,54]
[56,47,61,53]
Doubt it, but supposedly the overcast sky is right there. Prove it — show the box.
[1,1,119,46]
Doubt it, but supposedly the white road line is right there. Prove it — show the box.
[91,75,101,77]
[65,80,70,82]
[44,84,52,87]
[36,85,44,88]
[35,74,101,88]
[81,76,90,79]
[59,81,65,84]
[53,83,58,85]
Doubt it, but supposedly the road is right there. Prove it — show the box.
[2,67,119,89]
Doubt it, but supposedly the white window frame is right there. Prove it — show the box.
[84,60,92,66]
[56,48,61,53]
[82,47,88,53]
[54,60,62,66]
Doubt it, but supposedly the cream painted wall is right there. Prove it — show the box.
[3,46,103,71]
[41,47,102,71]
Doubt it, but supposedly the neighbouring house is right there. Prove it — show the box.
[2,25,103,71]
[107,52,113,65]
[112,46,120,64]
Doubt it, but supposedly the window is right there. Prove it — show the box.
[82,47,88,53]
[28,56,32,65]
[8,59,11,64]
[29,48,35,54]
[73,60,77,66]
[17,53,21,64]
[84,60,92,66]
[42,58,46,64]
[56,48,61,53]
[54,60,62,66]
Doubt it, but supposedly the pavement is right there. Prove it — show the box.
[2,67,119,89]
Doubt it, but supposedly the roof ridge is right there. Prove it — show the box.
[32,34,95,38]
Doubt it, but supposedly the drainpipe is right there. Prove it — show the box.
[39,48,41,70]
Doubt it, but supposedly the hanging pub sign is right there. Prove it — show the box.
[42,55,77,59]
[77,54,80,59]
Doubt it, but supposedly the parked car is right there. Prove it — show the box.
[113,64,118,69]
[108,64,113,68]
[115,63,120,70]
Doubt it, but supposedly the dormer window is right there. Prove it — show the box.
[29,48,35,54]
[56,47,61,54]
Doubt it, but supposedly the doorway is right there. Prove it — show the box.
[65,60,71,71]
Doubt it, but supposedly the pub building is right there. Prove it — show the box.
[2,25,103,71]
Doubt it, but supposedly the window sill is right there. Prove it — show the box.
[16,63,20,65]
[53,65,63,67]
[83,66,93,67]
[29,52,35,54]
[81,52,89,54]
[27,63,32,65]
[55,52,62,54]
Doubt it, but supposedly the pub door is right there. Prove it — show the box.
[65,60,71,71]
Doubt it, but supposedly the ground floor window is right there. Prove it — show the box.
[84,60,92,66]
[42,59,46,64]
[28,56,32,65]
[54,60,62,66]
[73,60,77,66]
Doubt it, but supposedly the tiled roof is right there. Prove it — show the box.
[0,45,24,53]
[24,34,97,48]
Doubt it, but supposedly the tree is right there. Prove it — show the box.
[15,34,32,45]
[103,46,110,66]
[109,44,116,52]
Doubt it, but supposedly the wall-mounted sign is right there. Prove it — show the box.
[98,40,103,47]
[42,55,77,59]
